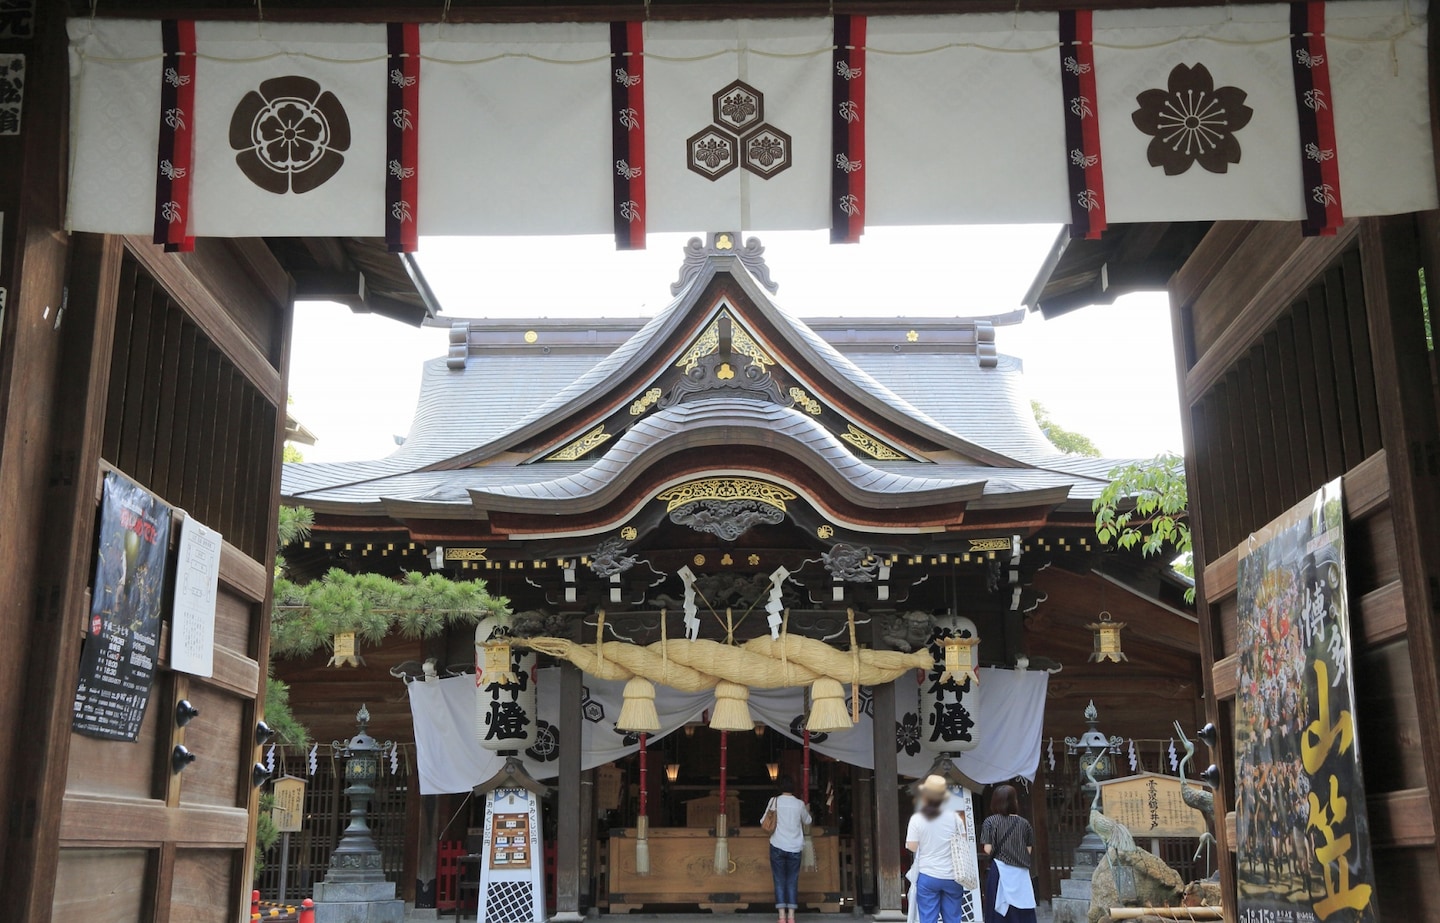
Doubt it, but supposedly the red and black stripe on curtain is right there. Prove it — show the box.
[611,22,646,250]
[1059,10,1105,241]
[831,15,866,244]
[1290,1,1343,236]
[386,23,420,253]
[153,20,196,252]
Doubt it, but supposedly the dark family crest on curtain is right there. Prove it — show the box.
[1235,479,1375,923]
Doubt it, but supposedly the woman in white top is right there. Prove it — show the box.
[766,776,811,923]
[905,775,971,923]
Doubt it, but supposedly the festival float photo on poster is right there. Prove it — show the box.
[1235,479,1374,923]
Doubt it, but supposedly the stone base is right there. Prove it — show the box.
[312,899,405,923]
[1051,897,1090,923]
[313,879,405,923]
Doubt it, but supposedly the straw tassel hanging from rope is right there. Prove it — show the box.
[715,729,731,873]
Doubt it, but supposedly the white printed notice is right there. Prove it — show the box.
[172,515,222,677]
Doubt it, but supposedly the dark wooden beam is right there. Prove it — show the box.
[70,0,1293,22]
[870,677,905,921]
[554,661,585,920]
[1360,214,1440,883]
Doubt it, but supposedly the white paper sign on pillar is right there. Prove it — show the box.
[171,514,222,677]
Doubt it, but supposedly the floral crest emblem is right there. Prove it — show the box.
[229,75,351,194]
[1132,63,1253,176]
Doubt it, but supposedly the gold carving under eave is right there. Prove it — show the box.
[968,537,1011,552]
[841,424,906,460]
[788,387,822,416]
[656,477,798,513]
[547,425,612,461]
[630,387,663,415]
[675,311,777,373]
[445,547,490,561]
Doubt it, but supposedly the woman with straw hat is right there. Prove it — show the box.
[905,774,972,923]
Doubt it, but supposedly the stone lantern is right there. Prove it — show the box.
[1064,699,1123,791]
[313,705,404,923]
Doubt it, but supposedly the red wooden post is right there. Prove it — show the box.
[802,729,811,797]
[251,891,260,916]
[638,732,648,819]
[299,898,315,923]
[718,730,728,810]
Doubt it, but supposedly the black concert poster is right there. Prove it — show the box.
[72,471,172,741]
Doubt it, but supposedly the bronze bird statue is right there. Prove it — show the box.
[1174,720,1217,864]
[1086,757,1136,859]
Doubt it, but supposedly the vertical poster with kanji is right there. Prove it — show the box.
[73,471,172,741]
[1235,478,1374,923]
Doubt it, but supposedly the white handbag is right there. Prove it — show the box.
[950,812,980,890]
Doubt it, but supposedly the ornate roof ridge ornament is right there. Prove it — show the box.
[670,231,779,296]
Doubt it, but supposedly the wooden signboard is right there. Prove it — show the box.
[270,776,307,834]
[490,812,532,869]
[1099,772,1209,838]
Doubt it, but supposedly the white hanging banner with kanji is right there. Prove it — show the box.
[67,1,1433,245]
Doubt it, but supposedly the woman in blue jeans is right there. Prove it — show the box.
[766,776,811,923]
[905,775,971,923]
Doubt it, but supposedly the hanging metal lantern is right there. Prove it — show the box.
[1087,611,1129,663]
[476,618,538,752]
[328,631,363,668]
[938,635,981,687]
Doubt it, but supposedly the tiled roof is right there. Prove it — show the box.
[282,244,1136,509]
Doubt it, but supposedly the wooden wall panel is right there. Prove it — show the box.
[65,701,161,801]
[214,591,257,659]
[170,849,239,923]
[52,849,151,923]
[178,685,244,809]
[1172,215,1440,920]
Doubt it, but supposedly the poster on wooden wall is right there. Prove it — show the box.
[170,514,222,678]
[72,471,172,741]
[1235,479,1374,923]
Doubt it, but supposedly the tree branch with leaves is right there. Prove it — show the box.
[1092,452,1194,603]
[269,506,509,659]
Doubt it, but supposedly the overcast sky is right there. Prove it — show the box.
[287,225,1183,464]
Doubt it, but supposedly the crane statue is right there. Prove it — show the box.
[1084,757,1185,923]
[1174,720,1218,866]
[1086,757,1135,858]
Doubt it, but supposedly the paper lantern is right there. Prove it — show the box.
[476,621,537,752]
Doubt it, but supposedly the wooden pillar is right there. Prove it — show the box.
[1030,753,1053,901]
[553,661,585,921]
[0,2,79,915]
[1361,214,1440,880]
[415,795,440,908]
[1168,260,1238,923]
[871,679,905,920]
[854,769,878,910]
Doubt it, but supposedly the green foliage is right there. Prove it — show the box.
[264,675,309,749]
[269,505,508,659]
[255,793,279,878]
[1092,452,1195,603]
[283,443,306,464]
[1032,401,1102,457]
